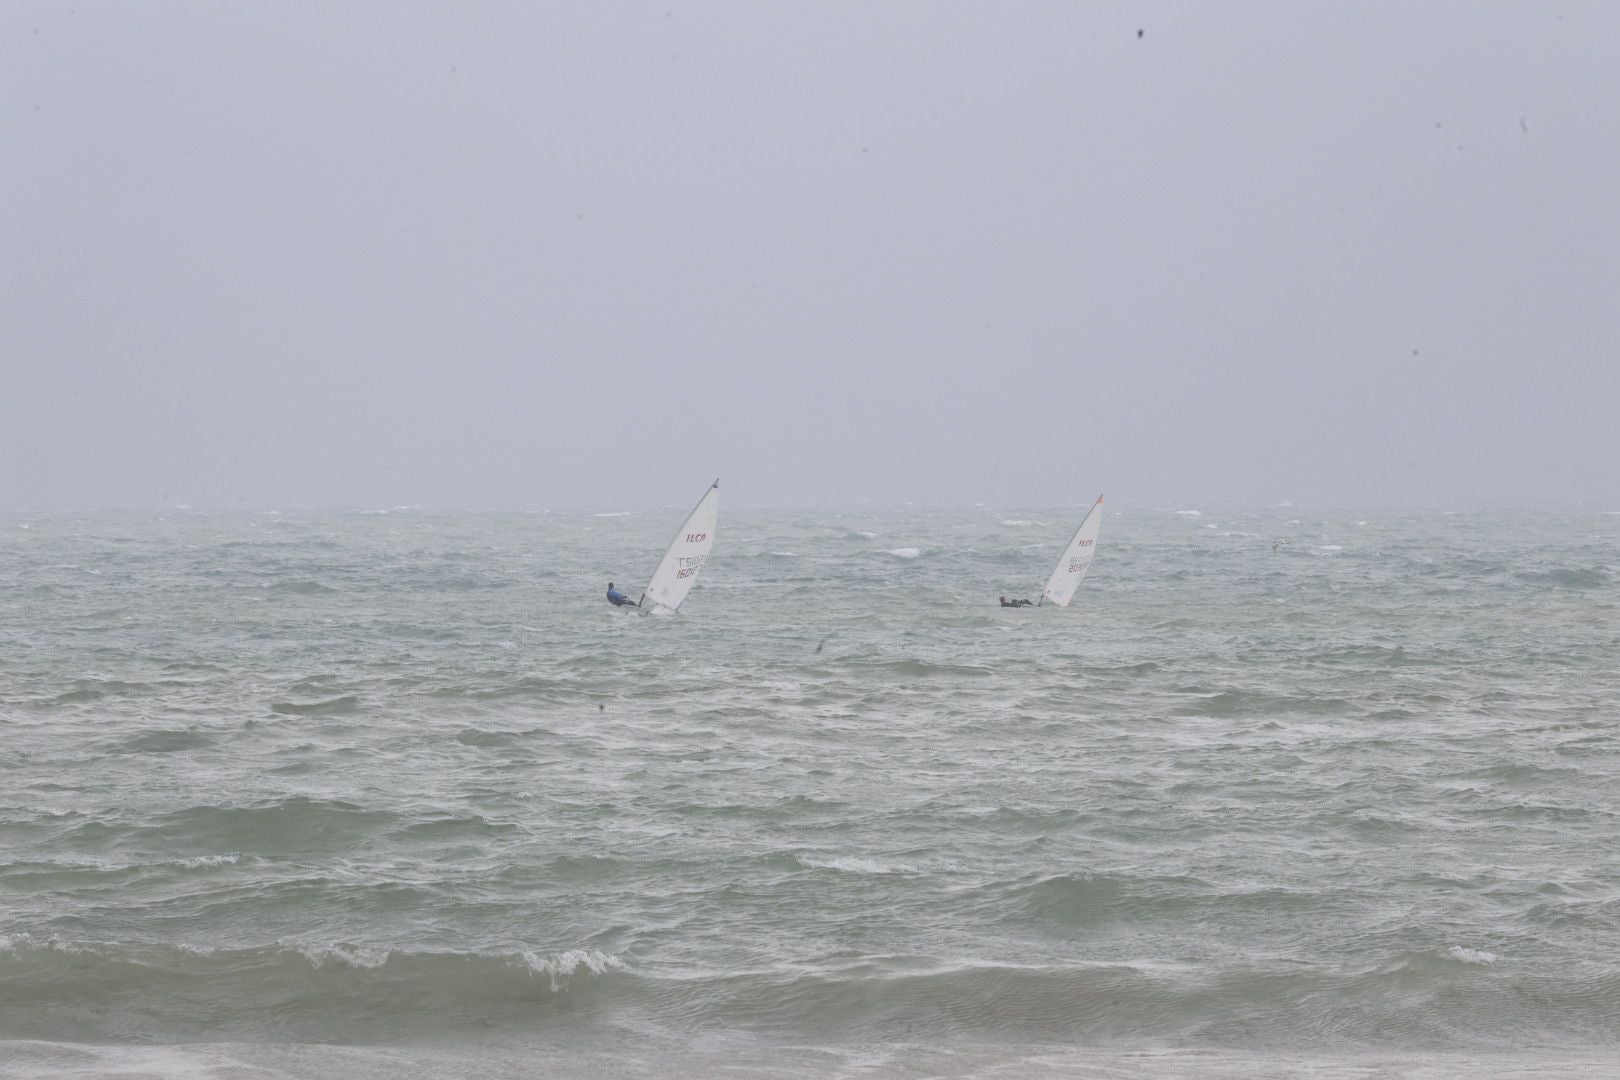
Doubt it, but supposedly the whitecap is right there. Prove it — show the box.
[593,511,631,518]
[519,948,625,991]
[1000,519,1034,527]
[770,551,799,557]
[299,943,391,969]
[1447,946,1498,965]
[886,547,921,559]
[1174,509,1202,517]
[17,936,99,955]
[800,855,916,876]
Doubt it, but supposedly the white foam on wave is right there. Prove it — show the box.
[1000,519,1034,527]
[519,948,625,991]
[1447,945,1498,965]
[593,511,631,518]
[771,551,799,558]
[799,851,964,876]
[886,547,921,559]
[1320,544,1344,552]
[177,854,240,869]
[298,943,391,969]
[0,933,99,955]
[800,855,918,876]
[1174,509,1202,517]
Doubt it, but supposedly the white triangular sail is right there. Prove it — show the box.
[1039,495,1103,607]
[640,479,719,614]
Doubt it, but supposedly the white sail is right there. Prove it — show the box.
[640,479,719,614]
[1039,495,1103,607]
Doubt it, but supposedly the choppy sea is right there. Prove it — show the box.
[2,504,1617,1079]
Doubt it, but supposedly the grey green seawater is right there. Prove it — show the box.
[2,505,1617,1079]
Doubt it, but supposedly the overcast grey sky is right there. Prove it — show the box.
[4,2,1616,509]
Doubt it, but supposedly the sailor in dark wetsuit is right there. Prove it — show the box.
[1000,596,1034,608]
[606,581,639,608]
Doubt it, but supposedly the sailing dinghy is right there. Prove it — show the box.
[1038,495,1103,607]
[637,479,719,614]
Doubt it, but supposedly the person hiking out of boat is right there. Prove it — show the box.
[606,582,638,608]
[1000,596,1033,608]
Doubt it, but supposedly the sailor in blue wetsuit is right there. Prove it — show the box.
[606,581,639,608]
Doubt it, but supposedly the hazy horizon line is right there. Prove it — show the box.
[5,496,1618,516]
